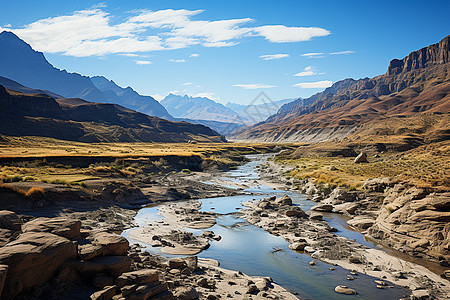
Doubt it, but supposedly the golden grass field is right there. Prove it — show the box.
[1,135,448,191]
[0,136,279,158]
[277,140,450,190]
[0,135,290,185]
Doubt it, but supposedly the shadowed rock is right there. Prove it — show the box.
[0,232,77,299]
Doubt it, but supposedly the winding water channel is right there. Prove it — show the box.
[123,155,412,299]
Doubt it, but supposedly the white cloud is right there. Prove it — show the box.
[92,2,107,8]
[259,54,289,60]
[301,52,325,58]
[4,8,331,57]
[293,80,332,88]
[182,82,193,85]
[189,53,199,57]
[253,25,330,43]
[329,50,355,55]
[169,59,186,63]
[119,53,140,57]
[294,66,320,77]
[233,84,276,89]
[3,24,11,28]
[135,60,152,65]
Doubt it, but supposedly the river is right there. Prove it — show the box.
[123,155,411,299]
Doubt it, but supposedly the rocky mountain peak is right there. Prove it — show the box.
[387,35,450,76]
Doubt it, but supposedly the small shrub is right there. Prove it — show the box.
[25,186,45,198]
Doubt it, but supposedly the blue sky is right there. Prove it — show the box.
[1,0,448,104]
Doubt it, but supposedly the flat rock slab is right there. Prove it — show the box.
[22,217,81,239]
[186,221,216,229]
[162,245,204,255]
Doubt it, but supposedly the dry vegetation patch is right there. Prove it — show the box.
[277,140,449,190]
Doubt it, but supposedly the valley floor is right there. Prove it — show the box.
[0,138,448,299]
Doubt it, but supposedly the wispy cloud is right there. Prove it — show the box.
[301,52,325,58]
[182,82,192,85]
[169,59,186,63]
[135,60,152,65]
[293,80,332,88]
[189,53,199,57]
[253,25,330,42]
[1,8,330,57]
[259,54,289,60]
[233,84,276,89]
[329,50,355,55]
[294,66,316,77]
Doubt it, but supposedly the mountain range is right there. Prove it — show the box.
[0,31,171,119]
[161,93,299,134]
[0,81,225,143]
[232,35,450,143]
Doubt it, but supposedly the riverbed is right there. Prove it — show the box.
[123,155,411,299]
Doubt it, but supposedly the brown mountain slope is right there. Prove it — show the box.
[232,35,450,143]
[0,85,225,143]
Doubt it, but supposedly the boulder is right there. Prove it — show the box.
[309,213,323,220]
[184,256,198,271]
[275,195,293,206]
[258,201,271,209]
[0,232,77,299]
[303,182,319,195]
[174,287,199,300]
[362,177,392,192]
[288,242,308,251]
[169,258,187,269]
[79,243,104,260]
[92,232,129,256]
[311,204,333,212]
[325,188,358,204]
[335,285,357,295]
[90,285,117,300]
[22,217,81,239]
[116,269,159,288]
[285,207,307,218]
[347,217,375,230]
[354,152,368,163]
[121,283,171,300]
[70,256,132,277]
[0,210,23,231]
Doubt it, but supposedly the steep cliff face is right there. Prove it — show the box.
[232,35,450,143]
[388,35,449,75]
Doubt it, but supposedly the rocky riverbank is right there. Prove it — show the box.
[252,156,450,299]
[0,152,300,299]
[0,205,297,300]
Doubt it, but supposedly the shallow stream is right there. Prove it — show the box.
[123,155,411,299]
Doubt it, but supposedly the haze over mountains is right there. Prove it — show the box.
[232,35,450,143]
[161,93,299,134]
[0,81,225,143]
[0,31,171,119]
